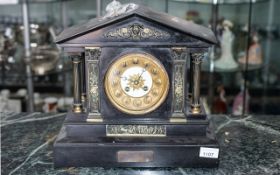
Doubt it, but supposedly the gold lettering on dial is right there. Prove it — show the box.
[122,97,131,105]
[152,68,158,75]
[144,96,152,104]
[114,70,121,76]
[133,99,142,107]
[133,58,139,64]
[152,89,159,96]
[115,90,122,97]
[155,79,162,85]
[122,61,128,67]
[144,62,150,67]
[112,80,118,86]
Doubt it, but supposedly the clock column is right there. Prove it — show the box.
[190,52,204,114]
[85,47,103,122]
[81,52,87,110]
[188,56,193,101]
[71,54,83,113]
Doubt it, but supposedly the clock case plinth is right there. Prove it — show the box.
[54,111,219,168]
[54,5,219,168]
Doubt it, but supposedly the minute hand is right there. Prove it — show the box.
[137,68,146,82]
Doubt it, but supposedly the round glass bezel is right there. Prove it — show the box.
[104,53,169,115]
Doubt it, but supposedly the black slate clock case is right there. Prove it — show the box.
[53,4,220,168]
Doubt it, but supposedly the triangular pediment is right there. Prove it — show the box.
[56,5,216,47]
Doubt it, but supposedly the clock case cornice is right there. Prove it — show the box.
[55,6,217,52]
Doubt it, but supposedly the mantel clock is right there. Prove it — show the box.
[54,1,219,168]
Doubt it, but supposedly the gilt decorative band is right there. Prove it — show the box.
[171,47,188,113]
[85,47,101,113]
[104,23,170,40]
[172,47,187,113]
[106,125,166,137]
[173,65,185,112]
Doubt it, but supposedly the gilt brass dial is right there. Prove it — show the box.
[104,53,169,115]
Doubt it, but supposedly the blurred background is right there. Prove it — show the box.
[0,0,279,115]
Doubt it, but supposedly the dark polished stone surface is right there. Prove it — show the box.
[1,112,280,175]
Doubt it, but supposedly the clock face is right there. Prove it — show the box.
[104,53,169,115]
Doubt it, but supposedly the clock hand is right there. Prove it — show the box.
[116,73,129,81]
[120,76,128,81]
[137,65,148,82]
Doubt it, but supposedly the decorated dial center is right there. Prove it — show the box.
[120,66,153,98]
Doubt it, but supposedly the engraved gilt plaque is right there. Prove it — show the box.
[106,125,166,137]
[117,151,154,163]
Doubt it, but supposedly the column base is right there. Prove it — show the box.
[187,93,192,102]
[81,93,87,112]
[191,104,201,114]
[81,93,86,102]
[72,104,83,113]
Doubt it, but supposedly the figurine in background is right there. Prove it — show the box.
[0,89,11,112]
[186,10,203,24]
[215,20,238,70]
[232,85,250,115]
[0,33,4,53]
[213,85,227,114]
[238,33,262,65]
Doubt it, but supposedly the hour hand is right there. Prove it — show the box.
[120,76,128,81]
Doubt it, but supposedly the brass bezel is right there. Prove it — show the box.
[104,53,169,115]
